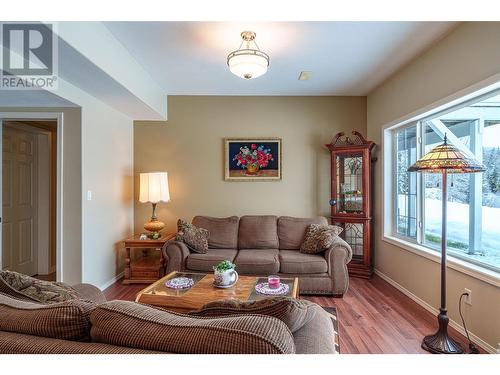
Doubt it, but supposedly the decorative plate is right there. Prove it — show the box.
[165,277,194,289]
[255,282,289,296]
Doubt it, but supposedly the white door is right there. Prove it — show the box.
[2,124,38,275]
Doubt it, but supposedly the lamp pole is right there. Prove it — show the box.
[422,169,463,354]
[441,170,447,311]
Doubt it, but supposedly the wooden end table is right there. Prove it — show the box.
[135,271,299,313]
[122,233,175,285]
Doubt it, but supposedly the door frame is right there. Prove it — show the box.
[0,112,64,281]
[4,122,54,275]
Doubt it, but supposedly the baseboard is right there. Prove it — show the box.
[374,269,496,354]
[98,271,124,291]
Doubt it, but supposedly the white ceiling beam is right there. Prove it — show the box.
[427,119,476,158]
[55,22,167,120]
[437,106,500,120]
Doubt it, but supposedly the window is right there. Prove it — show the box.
[391,92,500,273]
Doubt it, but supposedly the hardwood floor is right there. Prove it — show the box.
[104,274,484,354]
[307,276,484,353]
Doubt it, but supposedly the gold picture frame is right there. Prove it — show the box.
[224,137,282,181]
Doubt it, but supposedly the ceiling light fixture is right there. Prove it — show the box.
[227,31,269,80]
[298,71,312,81]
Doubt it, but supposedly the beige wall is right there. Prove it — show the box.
[134,96,366,234]
[367,22,500,351]
[30,80,135,289]
[81,96,134,289]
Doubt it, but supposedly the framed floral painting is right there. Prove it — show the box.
[224,138,282,181]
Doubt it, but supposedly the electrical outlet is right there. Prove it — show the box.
[464,288,472,305]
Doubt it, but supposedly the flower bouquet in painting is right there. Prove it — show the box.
[225,138,282,181]
[233,143,274,175]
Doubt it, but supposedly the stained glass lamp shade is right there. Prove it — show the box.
[408,135,485,173]
[407,134,485,354]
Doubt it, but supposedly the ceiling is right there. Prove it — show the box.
[104,22,457,96]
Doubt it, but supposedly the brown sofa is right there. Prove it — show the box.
[0,284,338,354]
[164,216,353,296]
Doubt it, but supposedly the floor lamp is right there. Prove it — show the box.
[408,134,485,354]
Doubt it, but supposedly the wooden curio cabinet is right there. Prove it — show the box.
[326,131,375,279]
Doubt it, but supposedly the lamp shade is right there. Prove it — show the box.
[408,135,485,173]
[139,172,170,203]
[227,31,269,80]
[228,50,269,80]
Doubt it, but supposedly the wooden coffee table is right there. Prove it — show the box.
[135,271,299,313]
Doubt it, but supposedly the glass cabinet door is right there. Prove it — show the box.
[332,221,365,262]
[334,152,364,215]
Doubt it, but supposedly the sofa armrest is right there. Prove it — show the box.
[293,303,338,354]
[72,283,107,304]
[163,240,191,273]
[324,236,353,296]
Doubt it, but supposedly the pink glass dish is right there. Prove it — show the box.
[268,275,280,289]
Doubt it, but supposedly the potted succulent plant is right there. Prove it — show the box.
[213,260,238,288]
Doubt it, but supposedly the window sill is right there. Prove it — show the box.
[382,235,500,288]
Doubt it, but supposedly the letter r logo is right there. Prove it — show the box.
[2,23,53,76]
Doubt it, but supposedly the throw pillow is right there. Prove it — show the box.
[299,224,343,254]
[189,297,317,333]
[176,219,209,254]
[0,270,82,304]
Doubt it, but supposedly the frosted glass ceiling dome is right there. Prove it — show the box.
[227,31,269,80]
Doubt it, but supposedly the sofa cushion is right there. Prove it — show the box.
[238,215,279,249]
[0,270,81,304]
[90,300,295,354]
[278,216,329,250]
[189,297,317,333]
[0,292,96,341]
[299,224,343,254]
[0,331,161,354]
[186,249,238,272]
[192,216,239,249]
[176,219,209,254]
[279,250,328,274]
[234,249,279,275]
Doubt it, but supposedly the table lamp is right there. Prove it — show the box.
[139,172,170,238]
[408,134,485,354]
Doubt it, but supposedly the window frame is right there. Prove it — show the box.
[391,121,420,244]
[382,78,500,286]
